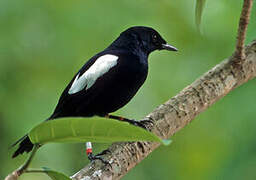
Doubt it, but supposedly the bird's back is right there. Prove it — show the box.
[50,49,148,119]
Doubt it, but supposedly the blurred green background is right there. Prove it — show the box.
[1,0,256,179]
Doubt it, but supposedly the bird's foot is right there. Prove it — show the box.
[140,119,154,126]
[88,153,110,166]
[95,149,111,157]
[104,114,152,129]
[127,119,148,129]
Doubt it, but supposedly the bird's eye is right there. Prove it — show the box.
[152,34,158,43]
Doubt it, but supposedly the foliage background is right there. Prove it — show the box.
[0,0,256,179]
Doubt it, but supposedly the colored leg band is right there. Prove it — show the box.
[86,148,92,155]
[86,142,92,155]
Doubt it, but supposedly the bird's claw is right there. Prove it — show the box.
[128,119,147,129]
[140,119,154,125]
[88,153,111,166]
[95,149,111,157]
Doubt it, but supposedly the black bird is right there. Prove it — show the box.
[12,26,177,160]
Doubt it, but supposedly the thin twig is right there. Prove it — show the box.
[25,169,46,173]
[235,0,253,61]
[5,145,40,180]
[17,144,39,176]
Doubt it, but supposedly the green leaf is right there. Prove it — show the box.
[25,168,71,180]
[195,0,206,31]
[28,117,171,145]
[42,167,71,180]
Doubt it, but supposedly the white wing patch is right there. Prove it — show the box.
[68,54,118,94]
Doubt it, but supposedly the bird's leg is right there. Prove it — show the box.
[104,114,147,129]
[85,142,109,165]
[95,149,111,156]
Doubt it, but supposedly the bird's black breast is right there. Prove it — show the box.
[95,52,148,114]
[50,50,148,119]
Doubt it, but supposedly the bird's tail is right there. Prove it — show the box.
[11,134,34,158]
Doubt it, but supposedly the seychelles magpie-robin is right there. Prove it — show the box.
[12,26,177,161]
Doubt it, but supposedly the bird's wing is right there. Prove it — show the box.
[49,53,120,119]
[50,50,142,119]
[68,54,118,94]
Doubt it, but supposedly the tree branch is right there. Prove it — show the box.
[235,0,253,61]
[70,41,256,180]
[71,2,255,178]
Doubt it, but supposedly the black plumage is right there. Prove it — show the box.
[12,26,177,158]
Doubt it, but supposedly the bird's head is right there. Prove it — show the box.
[115,26,178,55]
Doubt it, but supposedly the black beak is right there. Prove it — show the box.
[162,44,178,51]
